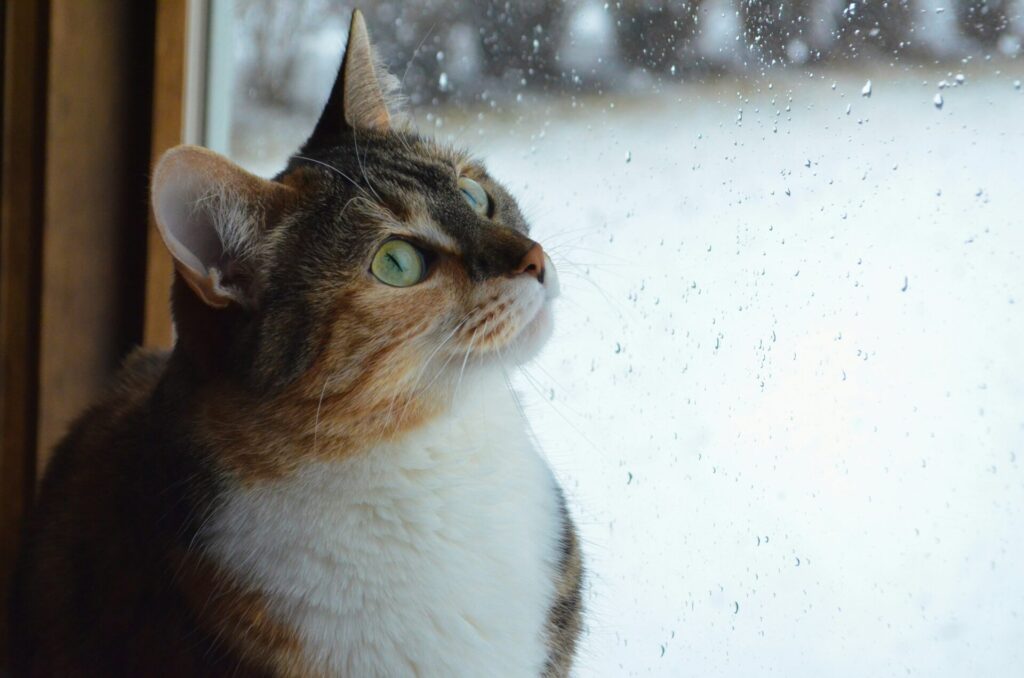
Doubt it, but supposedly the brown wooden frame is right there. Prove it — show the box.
[1,0,191,666]
[146,0,191,349]
[1,0,49,663]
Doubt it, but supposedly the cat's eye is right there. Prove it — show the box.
[458,177,490,216]
[371,239,426,287]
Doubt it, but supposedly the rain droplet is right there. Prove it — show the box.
[860,80,872,97]
[901,276,909,292]
[1015,80,1022,90]
[733,601,740,614]
[933,93,943,109]
[438,72,449,90]
[627,471,634,485]
[625,150,632,164]
[955,73,965,85]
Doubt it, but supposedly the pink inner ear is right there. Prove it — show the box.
[154,162,227,279]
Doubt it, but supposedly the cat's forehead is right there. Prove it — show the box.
[290,134,526,252]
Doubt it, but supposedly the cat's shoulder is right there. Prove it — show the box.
[46,346,169,468]
[108,346,169,403]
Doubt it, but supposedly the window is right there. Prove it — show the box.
[199,1,1023,674]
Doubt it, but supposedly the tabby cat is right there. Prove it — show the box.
[11,10,582,677]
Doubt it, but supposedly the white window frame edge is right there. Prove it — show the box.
[183,0,207,146]
[183,0,234,154]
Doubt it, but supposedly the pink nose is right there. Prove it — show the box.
[513,243,546,283]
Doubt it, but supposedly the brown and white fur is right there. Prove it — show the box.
[11,10,582,677]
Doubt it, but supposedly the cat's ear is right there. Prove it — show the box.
[151,145,292,309]
[304,9,393,147]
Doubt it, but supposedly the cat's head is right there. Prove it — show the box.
[151,10,557,436]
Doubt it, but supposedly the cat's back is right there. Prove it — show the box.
[10,348,255,676]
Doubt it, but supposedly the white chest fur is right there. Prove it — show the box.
[203,375,562,677]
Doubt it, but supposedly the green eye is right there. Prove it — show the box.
[458,176,490,216]
[371,240,426,287]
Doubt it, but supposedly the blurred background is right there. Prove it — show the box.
[2,1,1023,675]
[217,0,1023,172]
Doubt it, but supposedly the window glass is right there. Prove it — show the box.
[208,1,1024,674]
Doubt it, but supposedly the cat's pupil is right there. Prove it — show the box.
[387,253,403,271]
[461,189,478,207]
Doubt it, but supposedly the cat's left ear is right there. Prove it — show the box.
[303,9,394,149]
[152,145,293,309]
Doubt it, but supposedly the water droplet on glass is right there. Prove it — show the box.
[861,80,872,97]
[901,276,909,292]
[625,150,632,163]
[733,601,740,614]
[955,73,965,85]
[933,93,943,109]
[438,72,449,91]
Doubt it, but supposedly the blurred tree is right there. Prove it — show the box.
[741,0,814,64]
[475,0,569,90]
[831,0,915,57]
[365,0,456,105]
[612,0,701,74]
[237,0,347,108]
[956,0,1011,45]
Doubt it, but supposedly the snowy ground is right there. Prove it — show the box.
[454,68,1024,678]
[236,66,1024,676]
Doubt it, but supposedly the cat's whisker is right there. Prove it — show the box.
[399,21,438,94]
[291,154,376,203]
[310,374,335,459]
[515,366,609,461]
[378,313,473,445]
[546,250,632,271]
[351,133,386,204]
[551,263,634,320]
[538,226,602,249]
[451,320,483,408]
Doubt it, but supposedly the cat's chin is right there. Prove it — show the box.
[503,301,554,364]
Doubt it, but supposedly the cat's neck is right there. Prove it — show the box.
[177,363,518,481]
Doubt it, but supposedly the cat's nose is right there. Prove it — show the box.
[513,243,546,284]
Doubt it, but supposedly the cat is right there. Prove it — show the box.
[10,10,582,677]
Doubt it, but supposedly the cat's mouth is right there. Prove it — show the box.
[455,256,559,363]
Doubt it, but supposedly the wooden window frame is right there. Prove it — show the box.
[1,0,196,666]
